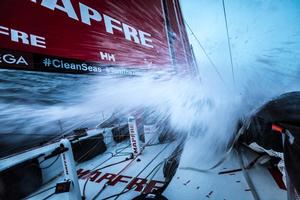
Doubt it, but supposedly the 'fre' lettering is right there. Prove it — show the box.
[0,25,46,48]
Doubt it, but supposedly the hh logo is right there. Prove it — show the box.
[100,52,115,62]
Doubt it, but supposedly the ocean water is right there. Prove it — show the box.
[0,70,103,157]
[0,0,300,163]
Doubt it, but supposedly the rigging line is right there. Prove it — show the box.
[113,143,171,200]
[236,145,260,200]
[82,145,130,198]
[41,192,56,200]
[179,120,249,173]
[23,186,56,199]
[222,0,236,85]
[91,137,173,199]
[1,112,102,160]
[100,137,172,200]
[102,163,164,200]
[46,112,100,144]
[92,154,138,200]
[91,143,138,200]
[40,155,60,169]
[184,20,226,84]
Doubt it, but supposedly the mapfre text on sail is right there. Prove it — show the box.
[30,0,154,48]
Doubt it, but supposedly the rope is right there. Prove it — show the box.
[23,186,56,199]
[184,20,226,84]
[222,0,236,85]
[40,155,60,169]
[236,145,260,200]
[91,154,138,200]
[180,120,249,172]
[113,143,171,200]
[82,144,130,198]
[95,135,173,200]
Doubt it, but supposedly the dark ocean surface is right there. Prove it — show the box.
[0,69,101,157]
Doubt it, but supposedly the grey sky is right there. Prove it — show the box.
[181,0,300,90]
